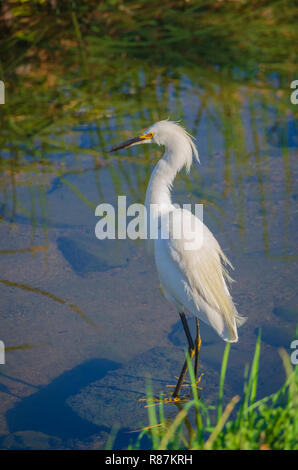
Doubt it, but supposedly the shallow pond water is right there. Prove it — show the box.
[0,67,297,449]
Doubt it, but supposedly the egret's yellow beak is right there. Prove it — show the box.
[109,132,154,152]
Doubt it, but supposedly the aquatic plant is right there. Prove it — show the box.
[133,334,298,450]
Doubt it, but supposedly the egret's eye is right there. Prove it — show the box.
[140,131,154,139]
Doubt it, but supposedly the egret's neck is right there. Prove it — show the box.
[145,150,180,215]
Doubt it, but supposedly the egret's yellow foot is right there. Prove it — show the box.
[138,393,190,406]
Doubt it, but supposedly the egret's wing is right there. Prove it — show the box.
[155,208,245,342]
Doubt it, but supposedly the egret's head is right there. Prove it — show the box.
[109,120,199,170]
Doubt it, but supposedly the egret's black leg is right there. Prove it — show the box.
[172,312,195,399]
[194,318,201,379]
[180,312,194,351]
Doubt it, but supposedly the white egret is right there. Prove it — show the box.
[110,120,246,398]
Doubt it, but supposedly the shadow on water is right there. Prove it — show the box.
[57,236,130,276]
[2,357,152,449]
[4,358,120,440]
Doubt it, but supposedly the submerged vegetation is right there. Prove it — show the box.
[2,0,297,69]
[134,335,298,450]
[1,0,297,148]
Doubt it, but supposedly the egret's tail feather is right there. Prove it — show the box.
[227,326,238,343]
[235,313,247,327]
[186,236,246,343]
[223,306,246,342]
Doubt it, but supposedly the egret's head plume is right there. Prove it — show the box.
[146,120,199,172]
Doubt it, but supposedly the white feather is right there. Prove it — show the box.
[143,120,246,342]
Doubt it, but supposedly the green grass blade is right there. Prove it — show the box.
[145,380,160,450]
[248,329,261,406]
[217,341,231,423]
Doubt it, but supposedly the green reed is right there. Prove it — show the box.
[132,333,297,450]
